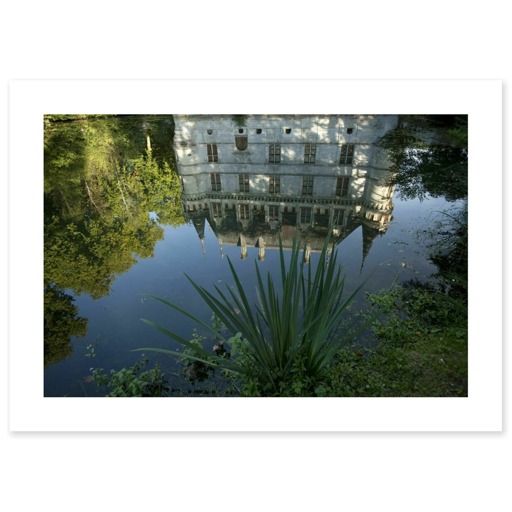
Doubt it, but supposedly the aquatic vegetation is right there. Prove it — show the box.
[86,352,169,397]
[137,234,365,396]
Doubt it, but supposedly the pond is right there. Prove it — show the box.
[43,114,468,397]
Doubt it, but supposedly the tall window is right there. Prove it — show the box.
[339,144,354,165]
[211,173,221,191]
[269,175,280,194]
[239,204,250,220]
[302,175,314,196]
[239,174,250,193]
[269,143,281,163]
[268,205,279,221]
[212,203,222,218]
[304,143,316,163]
[333,209,345,224]
[207,144,218,162]
[300,207,312,224]
[336,176,349,197]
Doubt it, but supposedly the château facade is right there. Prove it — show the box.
[173,114,399,262]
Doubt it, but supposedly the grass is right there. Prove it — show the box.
[324,281,468,397]
[327,326,467,397]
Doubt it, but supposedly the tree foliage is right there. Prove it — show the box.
[44,284,87,366]
[44,115,185,363]
[378,115,468,201]
[44,115,185,299]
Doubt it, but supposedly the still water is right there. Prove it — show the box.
[43,114,466,396]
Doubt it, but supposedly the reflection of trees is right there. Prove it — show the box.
[44,115,185,363]
[44,284,87,366]
[378,115,468,309]
[429,202,468,301]
[44,115,185,299]
[44,213,164,299]
[378,115,468,201]
[379,116,469,335]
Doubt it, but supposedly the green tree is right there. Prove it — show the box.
[44,284,87,366]
[44,115,185,300]
[378,115,468,201]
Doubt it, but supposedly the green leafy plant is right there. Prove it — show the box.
[325,280,467,397]
[137,234,366,395]
[178,323,232,383]
[86,352,169,397]
[232,115,247,127]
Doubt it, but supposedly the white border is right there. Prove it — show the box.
[9,80,502,431]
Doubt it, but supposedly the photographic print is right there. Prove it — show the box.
[43,113,468,398]
[10,80,501,431]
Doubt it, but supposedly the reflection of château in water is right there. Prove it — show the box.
[173,115,398,265]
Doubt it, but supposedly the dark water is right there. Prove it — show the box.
[43,114,467,396]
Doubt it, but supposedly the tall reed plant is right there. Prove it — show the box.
[137,235,364,395]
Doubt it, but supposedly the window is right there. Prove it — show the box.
[333,209,345,224]
[347,128,353,134]
[339,144,354,165]
[207,129,213,135]
[239,204,250,220]
[269,144,281,163]
[304,143,316,163]
[300,207,312,224]
[211,173,221,191]
[238,128,244,134]
[268,205,279,221]
[285,128,291,134]
[269,175,280,194]
[239,174,250,193]
[256,128,262,134]
[212,203,222,218]
[336,176,350,197]
[207,144,218,162]
[302,175,314,196]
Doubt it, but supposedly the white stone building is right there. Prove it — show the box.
[172,114,399,262]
